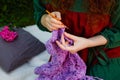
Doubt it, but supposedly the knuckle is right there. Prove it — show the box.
[70,50,76,54]
[48,28,52,31]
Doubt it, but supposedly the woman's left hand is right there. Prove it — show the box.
[56,32,91,54]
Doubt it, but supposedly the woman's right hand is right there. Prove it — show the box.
[41,11,66,31]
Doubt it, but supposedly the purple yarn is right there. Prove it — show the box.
[34,29,102,80]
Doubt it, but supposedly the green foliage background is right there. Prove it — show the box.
[0,0,35,27]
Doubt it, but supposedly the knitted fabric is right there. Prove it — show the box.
[34,29,102,80]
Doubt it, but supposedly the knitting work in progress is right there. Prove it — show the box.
[34,28,102,80]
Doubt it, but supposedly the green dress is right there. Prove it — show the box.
[33,0,120,80]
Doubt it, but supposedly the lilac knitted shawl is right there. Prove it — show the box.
[34,29,102,80]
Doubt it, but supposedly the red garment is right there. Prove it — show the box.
[61,11,120,63]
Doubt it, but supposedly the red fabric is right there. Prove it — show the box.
[61,11,120,62]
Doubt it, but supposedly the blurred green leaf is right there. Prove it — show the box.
[0,0,35,27]
[2,5,7,11]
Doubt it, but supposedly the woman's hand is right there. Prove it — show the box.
[41,11,66,31]
[56,32,91,53]
[56,32,107,54]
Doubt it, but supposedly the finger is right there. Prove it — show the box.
[47,14,62,25]
[50,18,63,25]
[56,41,66,50]
[61,34,66,46]
[51,12,61,20]
[50,22,65,29]
[47,22,58,30]
[50,18,66,28]
[47,27,52,31]
[65,46,77,54]
[47,22,62,30]
[56,41,77,53]
[50,26,58,31]
[48,12,66,28]
[64,32,77,41]
[45,23,54,31]
[65,41,69,46]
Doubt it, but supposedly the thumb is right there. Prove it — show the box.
[52,11,61,20]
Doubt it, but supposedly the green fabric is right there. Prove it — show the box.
[69,0,87,12]
[87,58,120,80]
[87,47,109,66]
[33,0,49,31]
[100,0,120,48]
